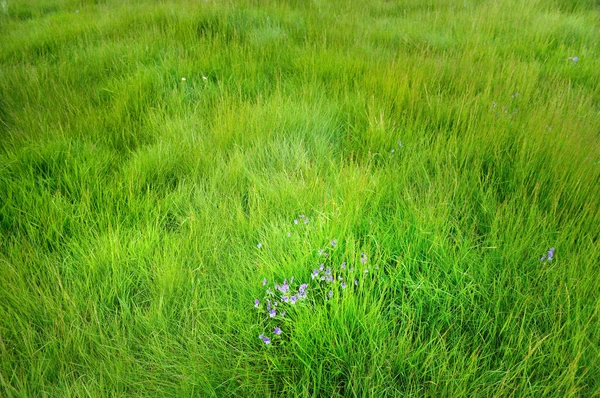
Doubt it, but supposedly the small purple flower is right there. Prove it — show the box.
[259,333,271,344]
[274,327,282,335]
[547,247,555,261]
[280,310,286,317]
[304,218,309,224]
[318,248,324,256]
[262,278,267,286]
[257,243,262,249]
[325,275,334,283]
[299,283,308,294]
[341,282,347,289]
[294,219,299,224]
[269,309,276,318]
[281,296,289,303]
[311,269,319,279]
[341,261,346,269]
[319,264,325,272]
[360,253,367,264]
[325,268,331,275]
[287,232,291,237]
[328,290,333,298]
[290,296,297,304]
[331,239,337,247]
[254,299,260,308]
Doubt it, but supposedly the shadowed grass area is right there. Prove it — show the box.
[1,0,599,396]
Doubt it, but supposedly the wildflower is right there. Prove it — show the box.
[280,310,286,317]
[547,247,555,261]
[341,262,346,269]
[319,264,325,271]
[277,280,290,294]
[257,243,262,249]
[541,247,555,261]
[202,75,208,81]
[181,77,186,81]
[391,149,395,153]
[311,269,319,279]
[254,299,260,308]
[299,214,305,219]
[325,275,334,283]
[341,282,347,289]
[360,253,367,264]
[318,248,324,256]
[267,301,271,311]
[269,309,276,318]
[325,268,331,275]
[354,280,358,286]
[259,334,271,344]
[281,296,289,303]
[298,284,308,294]
[294,219,299,224]
[328,290,333,298]
[290,296,297,305]
[304,218,309,224]
[287,232,291,237]
[331,239,337,247]
[364,269,369,274]
[262,278,267,286]
[274,327,282,335]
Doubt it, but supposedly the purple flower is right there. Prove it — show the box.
[360,253,367,264]
[331,239,337,247]
[325,275,334,283]
[325,268,331,275]
[259,334,271,344]
[267,300,271,311]
[341,282,347,289]
[341,262,346,269]
[254,299,260,308]
[274,327,282,335]
[294,219,299,224]
[281,296,289,303]
[311,269,319,279]
[290,296,297,304]
[269,309,276,318]
[318,248,324,256]
[262,278,267,286]
[319,264,324,271]
[277,281,290,294]
[280,310,286,317]
[299,283,308,294]
[328,290,333,298]
[257,243,262,249]
[287,232,291,237]
[304,218,309,224]
[547,247,555,261]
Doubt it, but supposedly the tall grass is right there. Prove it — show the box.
[1,0,599,396]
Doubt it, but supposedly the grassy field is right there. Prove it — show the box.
[1,0,600,396]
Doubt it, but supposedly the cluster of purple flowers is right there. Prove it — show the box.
[254,239,377,346]
[540,247,555,262]
[254,276,311,344]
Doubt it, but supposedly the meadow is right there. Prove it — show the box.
[1,0,600,396]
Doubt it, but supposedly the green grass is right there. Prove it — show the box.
[1,0,600,396]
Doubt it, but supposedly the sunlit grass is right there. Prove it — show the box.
[1,0,599,396]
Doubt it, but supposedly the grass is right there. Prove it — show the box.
[1,0,599,396]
